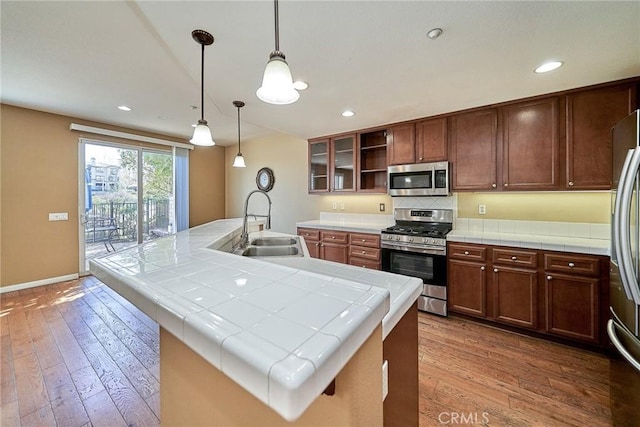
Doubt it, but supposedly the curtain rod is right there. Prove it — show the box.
[70,123,194,150]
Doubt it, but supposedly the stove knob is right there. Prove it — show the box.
[409,237,414,243]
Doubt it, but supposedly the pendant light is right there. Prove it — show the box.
[256,0,300,105]
[190,29,215,146]
[232,101,247,168]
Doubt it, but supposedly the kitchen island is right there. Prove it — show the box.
[90,218,422,426]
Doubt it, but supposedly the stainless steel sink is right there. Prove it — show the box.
[250,237,298,246]
[242,246,300,257]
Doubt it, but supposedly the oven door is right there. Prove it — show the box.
[381,246,447,286]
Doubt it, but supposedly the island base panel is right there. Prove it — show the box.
[383,302,418,427]
[160,326,384,426]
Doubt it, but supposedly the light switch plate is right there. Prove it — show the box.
[49,212,68,221]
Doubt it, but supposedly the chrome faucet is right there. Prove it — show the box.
[239,189,272,247]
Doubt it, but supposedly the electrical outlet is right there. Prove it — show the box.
[49,212,68,221]
[478,205,486,215]
[340,203,345,211]
[332,201,337,210]
[379,203,385,212]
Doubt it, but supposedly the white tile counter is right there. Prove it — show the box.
[450,218,611,256]
[89,218,421,422]
[297,212,393,234]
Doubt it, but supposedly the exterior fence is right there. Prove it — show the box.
[85,199,171,243]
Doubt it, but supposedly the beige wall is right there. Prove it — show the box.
[457,191,611,223]
[225,133,391,235]
[0,104,225,287]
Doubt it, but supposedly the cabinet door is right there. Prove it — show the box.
[566,83,635,190]
[502,97,560,190]
[492,266,538,329]
[545,272,599,344]
[387,123,416,165]
[448,259,487,317]
[320,242,349,264]
[415,118,447,162]
[332,135,356,191]
[450,109,498,191]
[297,228,320,258]
[309,139,330,192]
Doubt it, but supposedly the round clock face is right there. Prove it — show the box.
[256,167,275,192]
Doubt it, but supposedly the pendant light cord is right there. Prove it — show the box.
[274,0,279,52]
[200,43,205,121]
[237,106,241,152]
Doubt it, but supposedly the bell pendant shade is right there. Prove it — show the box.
[256,52,299,105]
[190,119,215,146]
[233,153,246,168]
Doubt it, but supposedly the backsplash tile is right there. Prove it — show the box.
[392,194,458,212]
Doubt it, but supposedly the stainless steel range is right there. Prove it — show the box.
[381,208,453,316]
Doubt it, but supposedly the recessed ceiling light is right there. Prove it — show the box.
[293,81,309,90]
[341,110,355,117]
[427,28,443,40]
[158,115,167,120]
[117,105,132,111]
[534,61,563,73]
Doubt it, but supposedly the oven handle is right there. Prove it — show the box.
[381,242,446,256]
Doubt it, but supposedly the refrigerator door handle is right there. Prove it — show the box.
[608,318,640,373]
[613,149,634,263]
[616,147,640,304]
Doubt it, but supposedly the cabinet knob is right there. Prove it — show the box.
[331,236,335,239]
[493,268,498,273]
[569,181,575,187]
[504,183,509,187]
[511,256,517,261]
[361,239,366,242]
[568,262,575,268]
[464,251,470,255]
[316,242,321,247]
[480,266,485,271]
[419,157,424,161]
[362,250,366,254]
[492,183,497,188]
[547,275,552,280]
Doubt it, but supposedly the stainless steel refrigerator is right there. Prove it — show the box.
[610,109,640,426]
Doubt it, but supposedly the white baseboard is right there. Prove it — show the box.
[0,273,80,294]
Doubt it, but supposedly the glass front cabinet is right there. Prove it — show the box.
[309,134,356,193]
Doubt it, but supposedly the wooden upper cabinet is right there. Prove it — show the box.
[415,118,447,163]
[309,139,330,192]
[450,109,498,191]
[566,83,636,190]
[502,97,560,190]
[387,123,416,165]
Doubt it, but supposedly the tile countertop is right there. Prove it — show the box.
[449,218,611,256]
[297,212,394,234]
[89,218,421,422]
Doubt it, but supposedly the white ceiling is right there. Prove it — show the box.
[2,1,639,147]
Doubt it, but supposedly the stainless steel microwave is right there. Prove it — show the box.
[387,162,450,196]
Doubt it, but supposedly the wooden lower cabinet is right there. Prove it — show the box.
[297,228,381,269]
[447,242,608,346]
[297,228,320,258]
[448,258,487,318]
[545,273,599,343]
[492,265,538,329]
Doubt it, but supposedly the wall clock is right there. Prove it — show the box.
[256,167,275,192]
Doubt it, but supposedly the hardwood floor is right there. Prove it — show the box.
[1,277,612,426]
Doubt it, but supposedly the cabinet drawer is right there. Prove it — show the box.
[349,233,380,248]
[321,230,349,244]
[448,243,486,261]
[348,257,381,270]
[492,248,538,268]
[544,253,599,276]
[349,245,380,261]
[297,228,320,242]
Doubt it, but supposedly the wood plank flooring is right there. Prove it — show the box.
[0,277,612,426]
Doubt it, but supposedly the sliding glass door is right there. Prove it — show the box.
[79,139,174,273]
